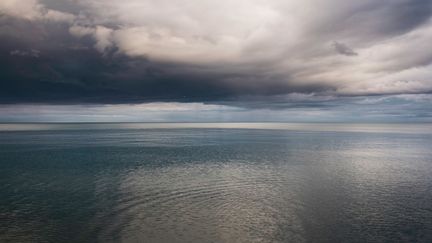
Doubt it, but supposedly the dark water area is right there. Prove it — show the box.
[1,123,432,242]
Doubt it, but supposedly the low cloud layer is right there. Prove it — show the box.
[1,0,432,118]
[1,94,431,122]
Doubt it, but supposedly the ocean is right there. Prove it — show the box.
[1,123,432,242]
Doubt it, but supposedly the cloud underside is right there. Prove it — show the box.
[1,0,432,107]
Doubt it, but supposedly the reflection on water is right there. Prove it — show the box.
[1,124,432,242]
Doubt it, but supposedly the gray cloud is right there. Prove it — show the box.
[1,0,432,107]
[332,41,358,56]
[10,49,40,57]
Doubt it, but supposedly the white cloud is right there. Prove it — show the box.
[0,0,75,22]
[69,25,95,37]
[64,0,432,96]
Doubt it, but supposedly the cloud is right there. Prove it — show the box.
[70,25,114,53]
[70,0,432,95]
[332,41,358,56]
[0,0,75,22]
[10,49,40,57]
[1,0,432,109]
[1,94,431,122]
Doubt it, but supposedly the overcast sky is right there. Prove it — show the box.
[1,0,432,122]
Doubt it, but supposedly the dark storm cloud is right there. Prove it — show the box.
[0,15,334,104]
[0,34,333,104]
[1,0,432,106]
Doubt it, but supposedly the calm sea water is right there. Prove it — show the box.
[1,123,432,243]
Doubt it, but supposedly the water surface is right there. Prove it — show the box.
[1,123,432,242]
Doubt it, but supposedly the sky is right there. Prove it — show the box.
[0,0,432,122]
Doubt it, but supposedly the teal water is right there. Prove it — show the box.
[1,123,432,242]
